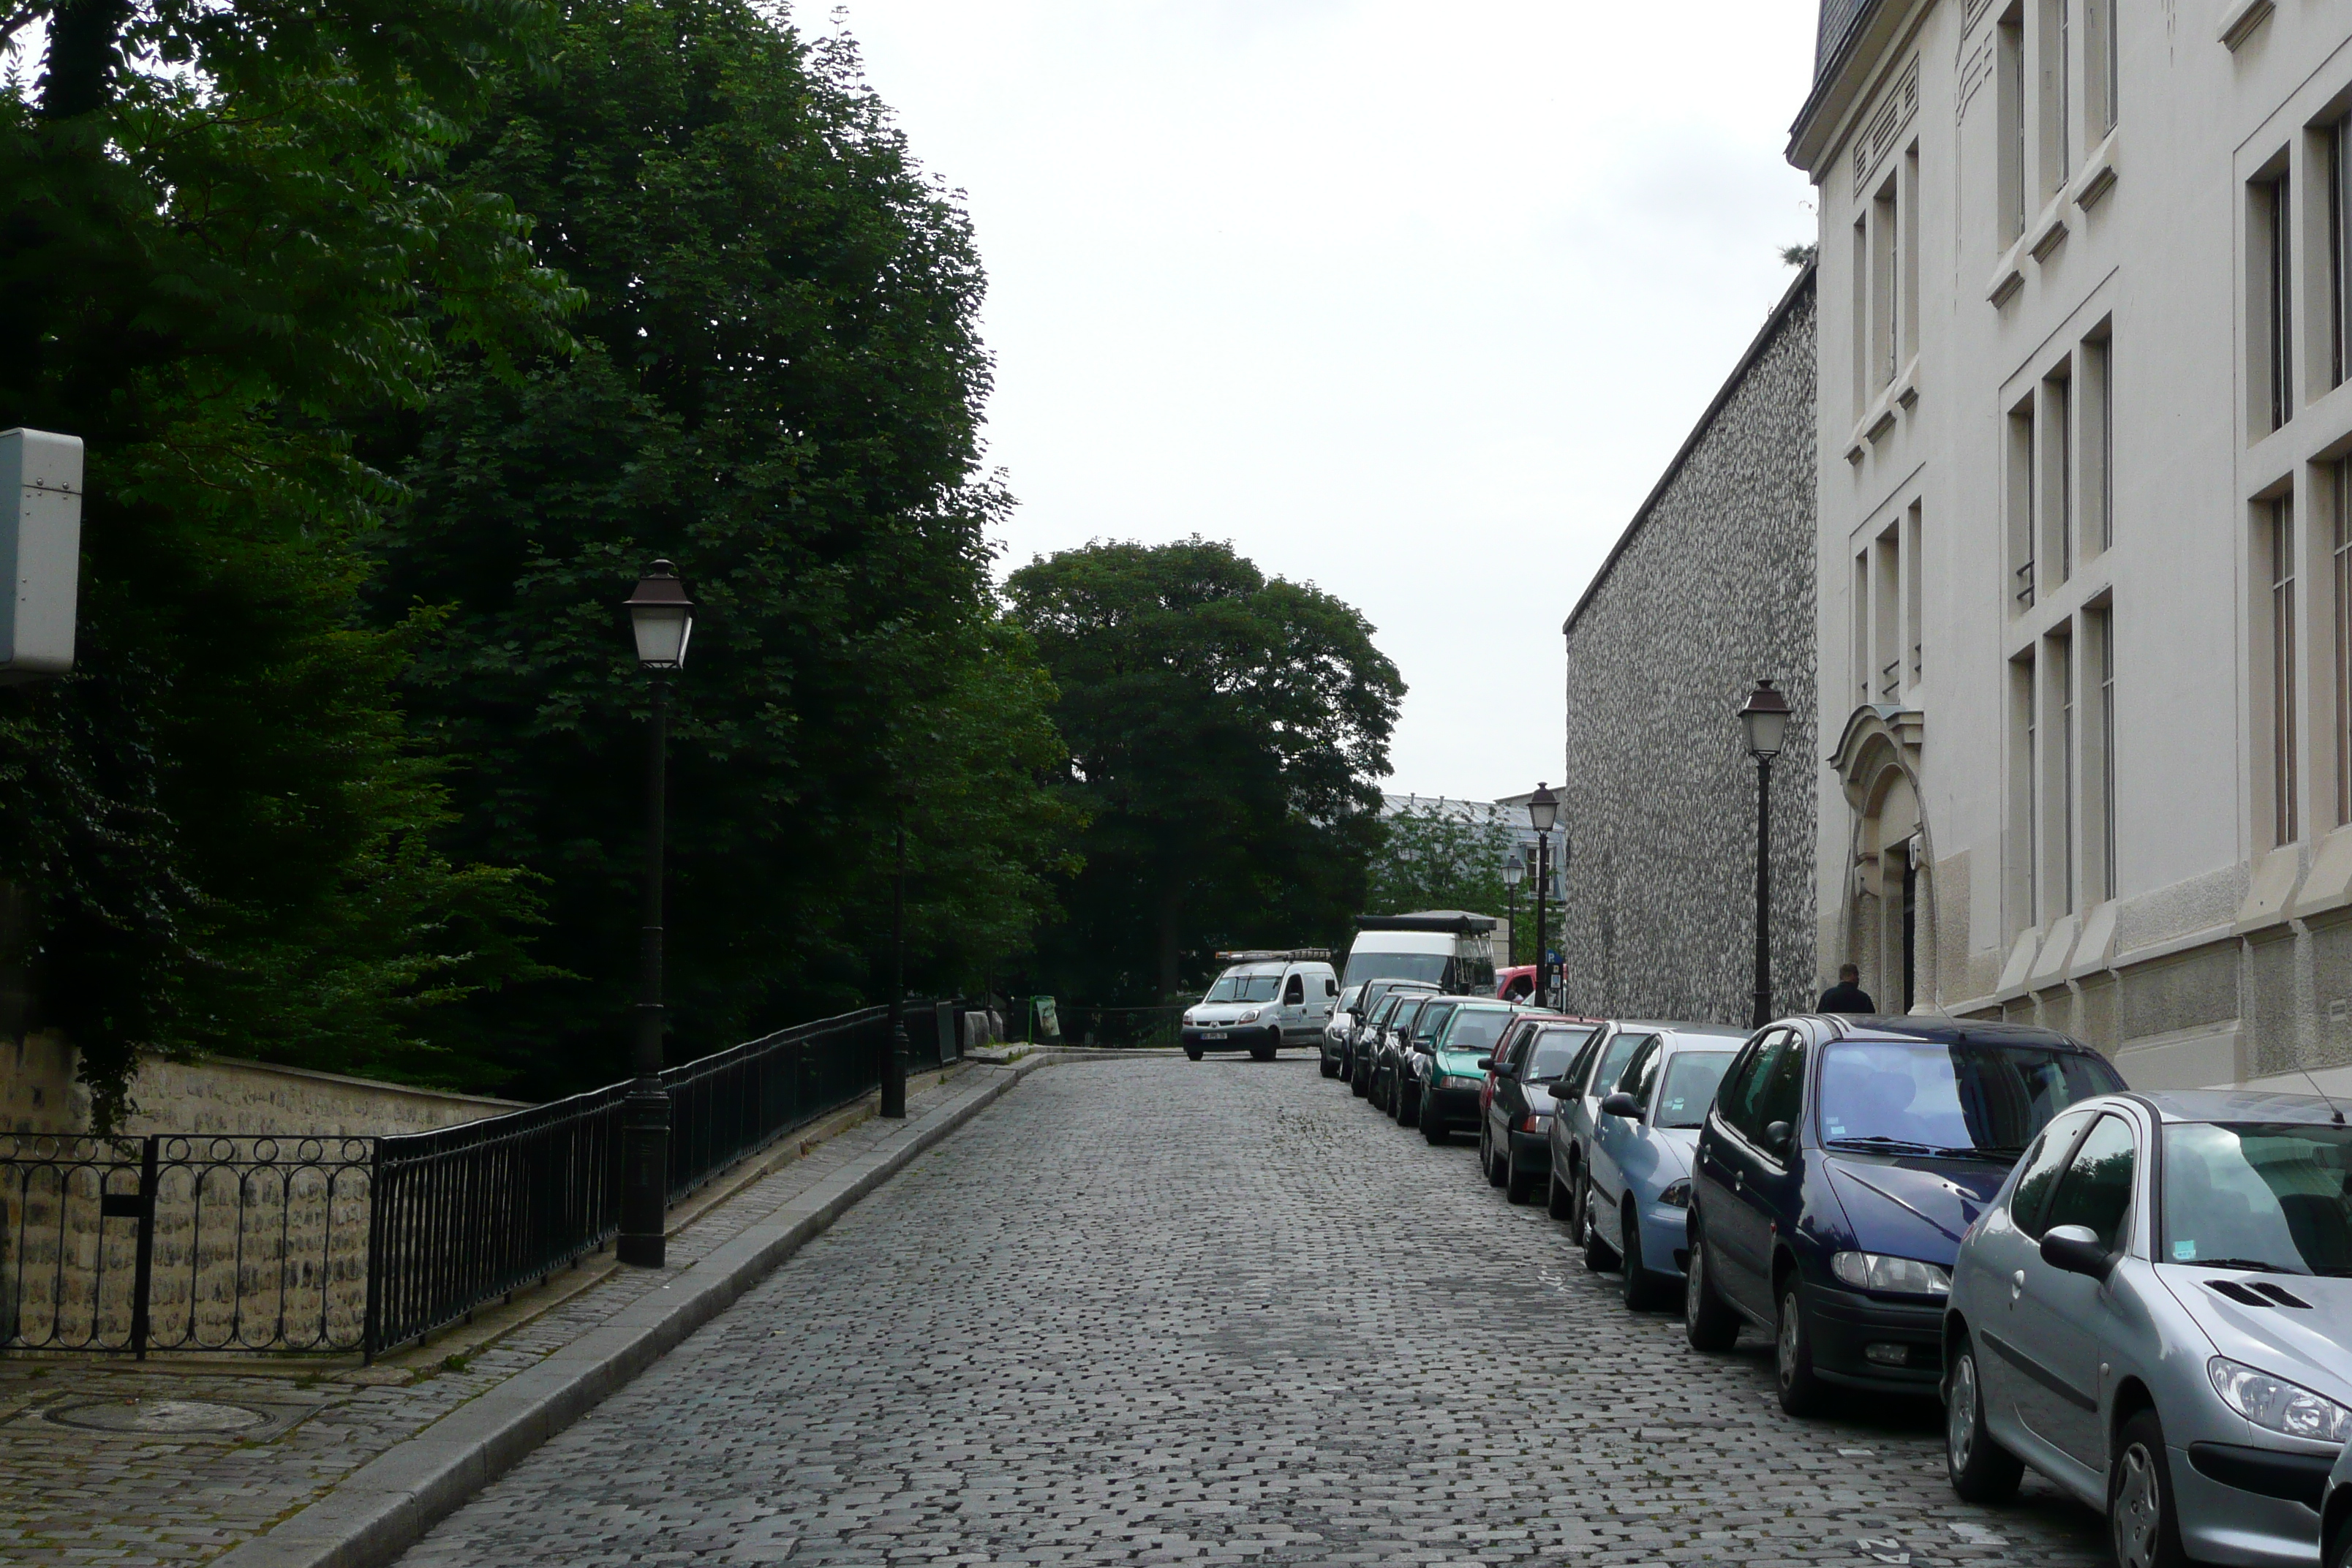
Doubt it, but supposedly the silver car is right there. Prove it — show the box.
[1943,1090,2352,1568]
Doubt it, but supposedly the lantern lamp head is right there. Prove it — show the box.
[1527,783,1560,834]
[626,561,695,670]
[1739,678,1792,760]
[1502,851,1525,888]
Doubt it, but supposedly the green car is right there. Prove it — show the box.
[1404,1000,1526,1143]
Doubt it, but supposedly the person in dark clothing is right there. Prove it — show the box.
[1817,964,1876,1014]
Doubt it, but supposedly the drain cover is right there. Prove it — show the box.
[47,1398,272,1434]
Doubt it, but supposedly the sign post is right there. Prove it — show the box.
[0,429,84,684]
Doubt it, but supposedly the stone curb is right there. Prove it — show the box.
[209,1051,1093,1568]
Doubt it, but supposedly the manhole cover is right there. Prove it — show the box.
[46,1398,272,1434]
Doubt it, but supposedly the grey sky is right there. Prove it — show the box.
[834,1,1820,799]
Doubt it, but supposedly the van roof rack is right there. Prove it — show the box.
[1212,949,1333,963]
[1352,911,1496,934]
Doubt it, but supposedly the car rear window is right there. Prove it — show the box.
[1526,1027,1595,1081]
[1655,1050,1736,1129]
[1441,1010,1512,1054]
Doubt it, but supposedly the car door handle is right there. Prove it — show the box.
[2010,1269,2025,1303]
[1733,1172,1744,1191]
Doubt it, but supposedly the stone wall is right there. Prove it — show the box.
[2,1031,523,1137]
[1558,270,1820,1026]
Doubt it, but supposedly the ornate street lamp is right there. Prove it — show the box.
[1527,783,1558,1009]
[618,561,693,1268]
[1502,851,1524,969]
[1740,678,1792,1030]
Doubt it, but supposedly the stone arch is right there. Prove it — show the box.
[1829,706,1933,1011]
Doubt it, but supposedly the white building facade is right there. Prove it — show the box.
[1795,0,2352,1088]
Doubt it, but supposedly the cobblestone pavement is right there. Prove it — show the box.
[0,1067,998,1565]
[394,1057,2110,1567]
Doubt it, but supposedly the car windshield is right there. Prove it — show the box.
[1817,1040,2122,1155]
[1202,970,1281,1003]
[2162,1122,2352,1275]
[1441,1010,1512,1054]
[1526,1026,1596,1081]
[1411,1002,1459,1045]
[1341,951,1450,990]
[1656,1050,1737,1129]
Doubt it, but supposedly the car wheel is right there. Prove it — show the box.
[2329,1508,2352,1568]
[1504,1147,1537,1205]
[1319,1054,1339,1079]
[1774,1275,1827,1417]
[1184,1045,1203,1061]
[1546,1170,1575,1222]
[1395,1081,1419,1127]
[1684,1230,1741,1350]
[1580,1177,1618,1271]
[1349,1055,1368,1097]
[1482,1128,1507,1187]
[1621,1200,1668,1309]
[1944,1335,2023,1503]
[2109,1410,2189,1568]
[1250,1036,1276,1063]
[1419,1087,1448,1145]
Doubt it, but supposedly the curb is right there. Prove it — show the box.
[212,1051,1079,1568]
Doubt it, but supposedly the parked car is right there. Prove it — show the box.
[1943,1089,2352,1568]
[1496,965,1537,1001]
[1339,979,1433,1090]
[1477,1012,1571,1140]
[1403,1000,1523,1142]
[1347,984,1431,1098]
[1320,984,1367,1078]
[1180,951,1337,1061]
[1545,1020,1671,1231]
[1579,1025,1744,1308]
[1479,1017,1595,1202]
[1376,995,1460,1119]
[1682,1015,2125,1418]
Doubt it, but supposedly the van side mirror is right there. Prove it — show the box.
[1763,1120,1794,1155]
[1602,1092,1640,1119]
[2040,1224,2117,1280]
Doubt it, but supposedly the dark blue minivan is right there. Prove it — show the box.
[1683,1015,2124,1416]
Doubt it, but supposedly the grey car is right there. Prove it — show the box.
[1544,1020,1673,1236]
[1580,1025,1744,1308]
[2325,1440,2352,1568]
[1943,1089,2352,1568]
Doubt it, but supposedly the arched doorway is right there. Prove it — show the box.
[1830,706,1931,1012]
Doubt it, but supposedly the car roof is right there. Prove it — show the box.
[2134,1089,2352,1125]
[1605,1019,1746,1038]
[1809,1014,2091,1051]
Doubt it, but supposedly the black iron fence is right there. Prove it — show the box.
[1064,1004,1186,1049]
[0,999,965,1360]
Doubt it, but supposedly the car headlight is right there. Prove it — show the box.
[1444,1072,1482,1088]
[1829,1251,1950,1297]
[1657,1179,1692,1208]
[1237,1009,1259,1024]
[2208,1357,2352,1443]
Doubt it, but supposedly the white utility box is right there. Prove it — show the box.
[0,428,84,683]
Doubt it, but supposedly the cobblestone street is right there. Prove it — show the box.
[394,1056,2109,1567]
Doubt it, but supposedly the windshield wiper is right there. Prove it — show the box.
[1934,1145,2026,1159]
[2187,1257,2299,1275]
[1825,1136,1937,1154]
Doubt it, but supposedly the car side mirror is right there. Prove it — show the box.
[1763,1120,1794,1155]
[1474,1058,1496,1072]
[1601,1091,1640,1119]
[2040,1224,2116,1280]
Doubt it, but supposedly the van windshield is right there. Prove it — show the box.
[1341,951,1450,990]
[1202,970,1281,1003]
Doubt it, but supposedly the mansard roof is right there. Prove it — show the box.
[1816,0,1880,83]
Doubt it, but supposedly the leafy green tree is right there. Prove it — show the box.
[1006,538,1403,1006]
[368,0,1077,1095]
[1363,802,1512,927]
[0,0,576,1122]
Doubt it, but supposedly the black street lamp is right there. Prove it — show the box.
[1527,783,1559,1009]
[618,560,693,1269]
[1501,851,1524,968]
[882,806,909,1119]
[1740,678,1792,1030]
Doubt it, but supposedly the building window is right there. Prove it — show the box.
[2010,398,2038,609]
[1852,551,1870,706]
[1851,216,1870,418]
[1906,501,1925,682]
[1901,144,1921,369]
[2042,0,2070,192]
[2258,170,2294,433]
[2087,0,2117,137]
[1999,7,2027,247]
[2270,498,2301,845]
[2085,333,2113,553]
[2337,463,2352,827]
[2044,364,2073,584]
[2092,606,2117,901]
[1872,174,1900,391]
[2013,650,2039,928]
[2332,118,2351,391]
[1877,525,1901,701]
[2055,633,2076,916]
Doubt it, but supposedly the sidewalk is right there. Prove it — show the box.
[0,1053,1086,1567]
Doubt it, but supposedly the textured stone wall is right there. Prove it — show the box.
[1558,275,1820,1026]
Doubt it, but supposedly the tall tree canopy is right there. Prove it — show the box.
[367,1,1077,1096]
[1006,538,1402,1005]
[0,0,576,1121]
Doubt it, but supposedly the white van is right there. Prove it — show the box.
[1180,950,1338,1062]
[1341,912,1499,997]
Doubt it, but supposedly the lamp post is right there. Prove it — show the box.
[1739,679,1792,1030]
[1527,783,1559,1009]
[1501,851,1524,969]
[618,561,693,1269]
[883,805,909,1119]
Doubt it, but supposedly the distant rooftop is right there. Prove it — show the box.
[1816,0,1878,83]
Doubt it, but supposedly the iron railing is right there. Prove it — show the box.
[0,999,963,1360]
[1066,1004,1186,1049]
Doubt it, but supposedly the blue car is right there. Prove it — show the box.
[1580,1025,1745,1309]
[1683,1014,2124,1417]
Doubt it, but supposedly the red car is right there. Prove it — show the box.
[1496,965,1537,1001]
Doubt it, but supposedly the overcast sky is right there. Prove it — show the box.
[831,1,1821,801]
